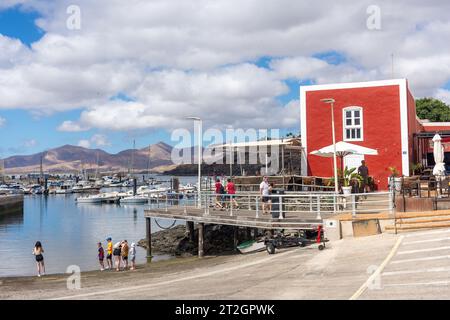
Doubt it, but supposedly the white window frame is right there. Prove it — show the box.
[343,106,363,142]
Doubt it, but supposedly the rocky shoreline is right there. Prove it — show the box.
[138,224,255,256]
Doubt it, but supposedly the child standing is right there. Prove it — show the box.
[98,242,105,271]
[121,240,129,270]
[129,242,136,271]
[106,237,113,270]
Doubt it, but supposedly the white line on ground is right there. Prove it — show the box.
[382,266,450,276]
[391,255,450,264]
[50,250,300,300]
[383,280,450,287]
[403,228,450,238]
[397,246,450,255]
[402,237,450,245]
[349,235,404,300]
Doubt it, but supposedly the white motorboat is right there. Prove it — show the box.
[55,184,73,194]
[119,195,149,204]
[75,194,103,204]
[72,181,101,193]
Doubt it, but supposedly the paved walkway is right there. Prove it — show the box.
[1,233,400,300]
[361,228,450,299]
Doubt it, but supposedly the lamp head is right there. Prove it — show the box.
[320,98,335,104]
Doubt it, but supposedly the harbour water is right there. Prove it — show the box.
[0,175,197,277]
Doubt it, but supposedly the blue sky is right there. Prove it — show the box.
[0,5,300,157]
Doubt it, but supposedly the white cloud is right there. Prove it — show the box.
[58,120,89,132]
[1,1,450,131]
[23,139,37,147]
[435,89,450,105]
[77,139,90,148]
[0,116,5,127]
[90,134,111,147]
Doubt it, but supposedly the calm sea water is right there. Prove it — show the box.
[0,175,197,277]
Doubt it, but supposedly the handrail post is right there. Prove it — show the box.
[256,196,259,218]
[279,194,283,220]
[389,189,394,214]
[316,195,321,220]
[165,193,168,212]
[230,195,233,216]
[352,194,356,218]
[248,195,251,211]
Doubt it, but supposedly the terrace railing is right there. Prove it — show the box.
[151,190,394,220]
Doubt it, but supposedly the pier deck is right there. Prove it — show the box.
[144,207,328,230]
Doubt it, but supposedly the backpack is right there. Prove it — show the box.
[219,184,225,194]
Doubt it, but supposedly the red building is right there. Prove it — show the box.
[300,79,450,190]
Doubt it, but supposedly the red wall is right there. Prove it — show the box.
[305,85,403,190]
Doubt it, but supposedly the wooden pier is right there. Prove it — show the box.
[144,206,328,258]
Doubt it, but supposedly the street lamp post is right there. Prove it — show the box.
[187,117,202,208]
[320,98,339,194]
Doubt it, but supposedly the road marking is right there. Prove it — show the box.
[384,280,450,287]
[402,237,450,245]
[50,249,299,300]
[391,254,450,264]
[397,246,450,255]
[382,266,450,276]
[349,235,404,300]
[404,228,450,238]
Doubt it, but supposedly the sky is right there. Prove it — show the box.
[1,1,450,157]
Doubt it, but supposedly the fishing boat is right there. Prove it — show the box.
[236,240,266,254]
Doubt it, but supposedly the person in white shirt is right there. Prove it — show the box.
[259,176,270,214]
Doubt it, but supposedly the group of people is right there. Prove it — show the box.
[31,238,138,277]
[213,175,274,214]
[214,177,239,209]
[101,238,137,272]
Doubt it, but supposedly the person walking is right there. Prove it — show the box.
[106,237,113,270]
[98,242,105,271]
[121,240,129,270]
[259,176,270,214]
[214,178,224,209]
[129,242,137,271]
[32,241,45,277]
[358,160,370,193]
[226,178,239,209]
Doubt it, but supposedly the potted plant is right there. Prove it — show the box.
[410,162,423,176]
[389,166,402,191]
[341,166,362,196]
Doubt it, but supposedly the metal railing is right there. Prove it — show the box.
[150,190,394,220]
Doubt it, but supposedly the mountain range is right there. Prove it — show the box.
[0,142,185,174]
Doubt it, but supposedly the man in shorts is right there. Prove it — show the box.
[260,176,270,214]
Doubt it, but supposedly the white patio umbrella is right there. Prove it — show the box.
[432,133,446,177]
[311,141,378,174]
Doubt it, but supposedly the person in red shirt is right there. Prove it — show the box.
[226,178,239,209]
[214,178,224,209]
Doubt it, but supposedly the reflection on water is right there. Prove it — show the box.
[0,176,196,277]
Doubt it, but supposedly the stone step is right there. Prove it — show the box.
[385,221,450,231]
[396,216,450,224]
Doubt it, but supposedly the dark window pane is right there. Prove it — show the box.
[346,111,351,119]
[351,129,356,139]
[356,129,361,139]
[354,110,360,118]
[346,129,351,139]
[355,118,360,125]
[346,119,352,126]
